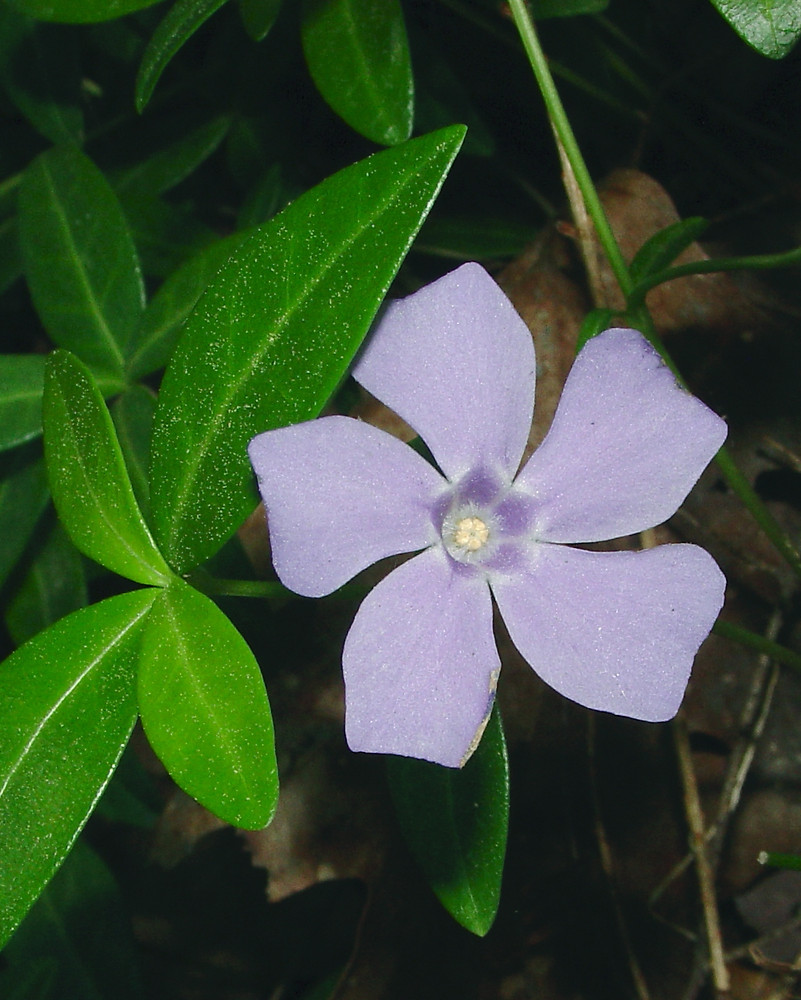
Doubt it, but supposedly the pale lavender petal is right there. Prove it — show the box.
[343,547,500,767]
[515,329,727,542]
[248,416,445,598]
[491,542,725,721]
[352,263,536,483]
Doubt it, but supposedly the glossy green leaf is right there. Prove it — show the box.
[135,0,231,113]
[43,350,172,586]
[301,0,413,146]
[387,707,509,937]
[112,116,231,201]
[0,449,49,591]
[5,519,87,646]
[708,0,801,58]
[3,839,144,1000]
[95,743,160,827]
[150,125,465,572]
[111,384,157,519]
[4,0,163,24]
[0,214,22,296]
[127,230,249,379]
[122,193,217,278]
[629,216,709,283]
[0,587,158,949]
[414,215,532,261]
[138,579,278,829]
[0,355,46,451]
[18,147,145,378]
[0,10,84,145]
[239,0,281,40]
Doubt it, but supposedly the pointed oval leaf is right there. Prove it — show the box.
[5,518,87,646]
[708,0,801,58]
[138,579,278,829]
[135,0,231,113]
[0,588,159,948]
[387,706,509,937]
[0,355,46,451]
[43,350,172,586]
[127,230,249,380]
[4,0,163,23]
[150,125,465,573]
[629,216,709,283]
[113,116,231,201]
[0,449,49,590]
[111,384,157,520]
[301,0,413,146]
[3,840,145,1000]
[18,147,145,378]
[0,10,84,145]
[239,0,281,41]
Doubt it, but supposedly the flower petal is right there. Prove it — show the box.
[515,328,727,542]
[352,262,536,483]
[491,542,725,721]
[343,547,500,767]
[248,416,445,597]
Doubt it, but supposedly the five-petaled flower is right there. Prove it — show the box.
[248,263,727,768]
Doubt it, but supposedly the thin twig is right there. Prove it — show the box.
[673,715,731,997]
[552,132,607,308]
[708,612,783,871]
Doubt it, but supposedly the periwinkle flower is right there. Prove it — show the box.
[248,263,727,767]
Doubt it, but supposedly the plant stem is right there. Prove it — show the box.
[185,568,289,600]
[714,620,801,674]
[627,243,801,311]
[506,0,801,583]
[507,0,632,298]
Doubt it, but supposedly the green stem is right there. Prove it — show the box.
[628,244,801,312]
[714,620,801,675]
[507,0,632,298]
[185,568,289,600]
[185,568,369,602]
[507,0,801,583]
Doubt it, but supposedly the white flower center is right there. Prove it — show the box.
[452,516,490,552]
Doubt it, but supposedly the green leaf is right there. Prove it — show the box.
[135,0,232,113]
[387,707,509,937]
[629,216,709,283]
[127,230,249,379]
[18,147,145,378]
[43,350,172,586]
[0,9,84,146]
[239,0,281,40]
[707,0,801,58]
[301,0,413,146]
[0,355,46,452]
[414,215,532,261]
[138,579,278,829]
[575,308,616,354]
[150,125,465,572]
[4,0,163,24]
[5,518,87,646]
[122,193,217,278]
[110,384,157,520]
[112,116,231,201]
[3,839,144,1000]
[0,449,49,591]
[0,588,158,949]
[0,214,22,296]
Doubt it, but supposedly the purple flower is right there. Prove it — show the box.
[248,263,727,767]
